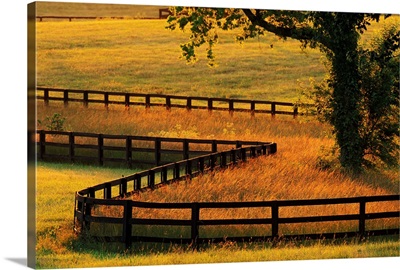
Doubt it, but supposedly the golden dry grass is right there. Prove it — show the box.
[36,102,399,238]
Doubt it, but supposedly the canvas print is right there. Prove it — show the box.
[27,1,399,269]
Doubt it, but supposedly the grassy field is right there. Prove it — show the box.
[36,16,327,102]
[35,2,168,18]
[34,2,399,269]
[35,4,398,102]
[36,104,399,268]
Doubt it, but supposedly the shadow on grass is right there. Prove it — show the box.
[66,232,400,258]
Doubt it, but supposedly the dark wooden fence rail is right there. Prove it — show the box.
[75,173,400,249]
[36,130,276,167]
[36,87,303,117]
[37,9,171,21]
[36,16,126,22]
[36,8,172,22]
[74,143,274,244]
[70,133,399,249]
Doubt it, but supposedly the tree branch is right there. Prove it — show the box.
[242,9,330,49]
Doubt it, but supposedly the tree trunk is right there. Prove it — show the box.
[329,26,364,172]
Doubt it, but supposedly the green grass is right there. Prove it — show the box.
[36,5,398,103]
[35,160,399,269]
[36,235,400,268]
[36,18,326,102]
[35,107,399,268]
[35,2,168,18]
[34,3,399,268]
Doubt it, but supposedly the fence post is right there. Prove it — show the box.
[104,93,109,109]
[293,105,298,118]
[231,149,237,164]
[134,174,141,191]
[161,166,168,183]
[229,99,234,115]
[44,89,49,105]
[221,152,227,168]
[359,198,366,236]
[271,202,279,239]
[104,182,112,199]
[83,91,88,108]
[84,188,95,231]
[69,132,75,162]
[241,147,247,161]
[98,134,104,166]
[63,90,69,107]
[250,146,256,158]
[186,97,192,111]
[155,138,161,166]
[183,140,189,160]
[208,98,213,112]
[89,187,95,198]
[250,101,255,116]
[166,96,171,110]
[270,143,277,154]
[120,178,127,197]
[236,141,242,149]
[209,153,216,170]
[145,94,150,109]
[148,170,155,189]
[191,203,200,250]
[186,160,192,177]
[174,163,180,179]
[80,197,86,232]
[126,136,132,169]
[199,157,205,173]
[271,102,276,117]
[125,94,130,109]
[123,200,133,249]
[262,145,267,156]
[39,130,46,159]
[212,140,218,153]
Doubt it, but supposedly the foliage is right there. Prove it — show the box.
[38,113,67,132]
[358,24,400,168]
[304,24,400,169]
[167,7,396,172]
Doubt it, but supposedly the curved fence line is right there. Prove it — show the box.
[74,140,283,248]
[68,132,400,249]
[36,87,308,117]
[35,130,275,167]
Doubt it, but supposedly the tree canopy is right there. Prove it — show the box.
[167,7,399,173]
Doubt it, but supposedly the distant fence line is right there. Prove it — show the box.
[36,16,126,22]
[37,9,172,21]
[35,130,276,168]
[37,87,304,117]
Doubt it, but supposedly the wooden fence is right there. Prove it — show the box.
[73,144,399,249]
[36,87,302,117]
[37,9,172,21]
[36,130,276,167]
[75,194,399,249]
[36,16,126,22]
[67,132,399,249]
[159,8,172,19]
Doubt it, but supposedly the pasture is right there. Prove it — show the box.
[36,16,327,102]
[36,105,399,268]
[34,2,399,269]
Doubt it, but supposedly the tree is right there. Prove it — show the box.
[167,7,398,173]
